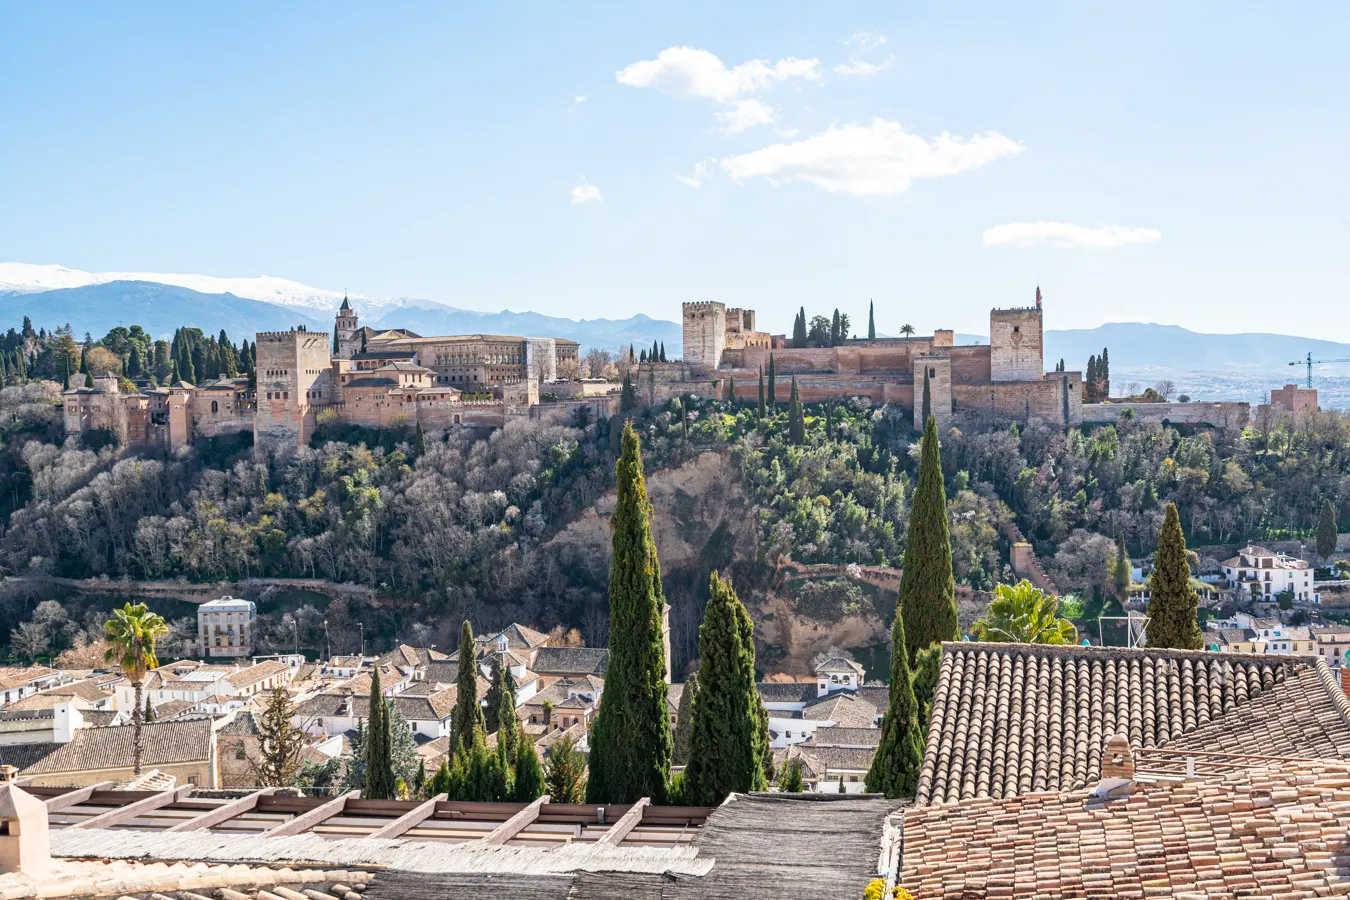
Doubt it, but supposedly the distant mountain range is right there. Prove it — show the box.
[1,266,1344,395]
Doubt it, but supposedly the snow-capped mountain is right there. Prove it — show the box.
[0,262,409,318]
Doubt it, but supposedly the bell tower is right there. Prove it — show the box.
[335,295,360,359]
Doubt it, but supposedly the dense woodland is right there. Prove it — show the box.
[2,323,1349,667]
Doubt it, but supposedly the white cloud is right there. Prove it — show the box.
[841,31,887,51]
[678,160,714,188]
[574,95,587,104]
[720,118,1022,196]
[982,221,1162,248]
[570,179,602,204]
[834,56,894,77]
[716,98,778,133]
[616,46,821,103]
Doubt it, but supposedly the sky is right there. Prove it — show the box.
[2,1,1347,338]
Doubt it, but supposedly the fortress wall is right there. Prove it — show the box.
[949,346,993,383]
[952,374,1081,426]
[1082,401,1250,429]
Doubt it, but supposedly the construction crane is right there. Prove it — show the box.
[1290,352,1350,388]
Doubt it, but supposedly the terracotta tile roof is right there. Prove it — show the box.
[22,717,213,774]
[800,692,880,728]
[530,647,608,677]
[807,727,882,748]
[900,761,1350,899]
[375,644,449,668]
[224,659,290,689]
[0,665,59,691]
[757,681,819,704]
[916,642,1350,807]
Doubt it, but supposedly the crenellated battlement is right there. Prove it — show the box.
[683,301,726,314]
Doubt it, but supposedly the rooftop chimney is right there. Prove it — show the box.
[1091,734,1135,800]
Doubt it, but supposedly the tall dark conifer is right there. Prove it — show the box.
[363,667,395,799]
[1145,503,1203,649]
[788,376,805,445]
[865,611,923,798]
[1318,499,1338,561]
[900,416,958,663]
[792,308,808,348]
[683,573,768,805]
[868,300,876,340]
[767,355,777,406]
[728,376,735,405]
[452,620,483,755]
[672,670,697,766]
[586,422,671,803]
[921,370,932,426]
[1086,355,1098,401]
[757,368,765,418]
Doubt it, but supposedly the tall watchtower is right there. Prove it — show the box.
[254,328,334,447]
[682,301,726,372]
[989,287,1045,382]
[335,296,360,359]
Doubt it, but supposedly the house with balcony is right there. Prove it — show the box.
[1222,545,1316,602]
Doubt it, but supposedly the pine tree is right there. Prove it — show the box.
[788,376,805,445]
[868,300,876,340]
[683,573,768,805]
[452,620,484,756]
[586,422,672,804]
[1145,503,1203,650]
[363,667,395,799]
[900,416,958,664]
[1318,499,1338,561]
[672,670,697,766]
[921,370,931,426]
[513,736,545,801]
[545,734,587,803]
[779,758,804,792]
[252,687,306,787]
[865,612,926,798]
[757,368,765,418]
[792,308,808,348]
[767,355,777,406]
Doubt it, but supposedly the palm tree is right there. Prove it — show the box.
[104,602,170,776]
[972,580,1078,645]
[899,324,916,337]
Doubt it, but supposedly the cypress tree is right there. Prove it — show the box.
[620,373,638,415]
[864,612,923,798]
[127,343,142,377]
[831,309,842,346]
[1086,355,1098,401]
[61,359,70,391]
[788,376,805,445]
[363,667,395,799]
[484,656,505,733]
[672,670,697,766]
[586,422,672,804]
[660,342,666,362]
[868,300,876,340]
[683,573,768,805]
[498,664,520,761]
[900,416,958,664]
[1100,347,1110,398]
[85,372,94,388]
[1318,499,1338,561]
[792,308,808,348]
[728,376,735,405]
[513,736,545,801]
[414,419,428,458]
[640,349,648,363]
[169,360,180,385]
[452,620,483,756]
[779,758,804,792]
[1145,503,1203,650]
[1115,538,1131,599]
[767,355,777,406]
[757,368,765,418]
[921,370,931,426]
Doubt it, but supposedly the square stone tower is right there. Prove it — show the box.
[254,328,334,447]
[989,306,1044,382]
[913,355,952,429]
[335,297,360,360]
[682,301,726,372]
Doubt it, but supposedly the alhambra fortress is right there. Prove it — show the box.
[62,289,1258,448]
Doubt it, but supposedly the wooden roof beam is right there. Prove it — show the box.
[41,781,116,812]
[597,796,650,845]
[166,787,276,832]
[262,790,359,837]
[367,793,447,839]
[478,795,549,845]
[70,785,193,830]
